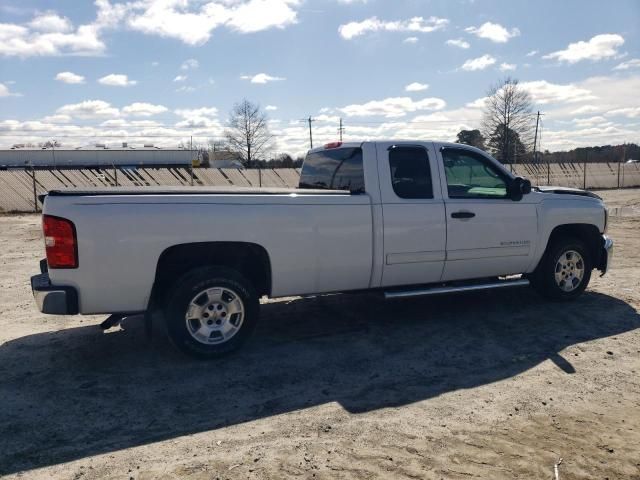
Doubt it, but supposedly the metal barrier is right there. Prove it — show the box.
[1,163,639,213]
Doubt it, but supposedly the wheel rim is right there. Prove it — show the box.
[185,287,245,345]
[554,250,585,292]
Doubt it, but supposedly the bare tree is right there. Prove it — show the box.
[482,77,534,164]
[224,99,273,167]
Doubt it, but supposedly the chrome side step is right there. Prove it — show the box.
[384,278,530,300]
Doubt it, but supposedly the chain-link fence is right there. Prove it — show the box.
[1,162,639,213]
[0,166,302,213]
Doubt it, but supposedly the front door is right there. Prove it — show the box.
[438,146,538,281]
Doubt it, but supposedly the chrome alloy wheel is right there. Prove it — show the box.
[554,250,585,292]
[185,287,245,345]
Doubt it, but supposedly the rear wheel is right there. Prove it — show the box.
[530,237,592,301]
[164,266,259,358]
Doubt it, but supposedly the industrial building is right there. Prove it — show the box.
[0,144,196,169]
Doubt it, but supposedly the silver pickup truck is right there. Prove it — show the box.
[32,141,613,358]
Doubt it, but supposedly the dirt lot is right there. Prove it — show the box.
[1,189,639,479]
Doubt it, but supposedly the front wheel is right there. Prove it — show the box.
[164,267,259,358]
[530,237,592,301]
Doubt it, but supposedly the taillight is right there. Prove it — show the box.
[324,141,342,149]
[43,215,78,269]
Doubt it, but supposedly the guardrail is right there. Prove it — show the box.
[0,163,638,213]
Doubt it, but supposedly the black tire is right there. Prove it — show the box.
[164,266,259,359]
[530,236,592,301]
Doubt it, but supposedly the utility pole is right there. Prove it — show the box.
[338,118,345,142]
[308,116,314,149]
[533,111,541,164]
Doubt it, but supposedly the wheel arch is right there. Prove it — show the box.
[536,223,602,271]
[148,241,272,310]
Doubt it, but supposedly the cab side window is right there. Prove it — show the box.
[443,149,508,199]
[389,146,433,199]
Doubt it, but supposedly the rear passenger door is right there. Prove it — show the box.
[377,142,447,287]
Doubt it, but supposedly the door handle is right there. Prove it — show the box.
[451,211,476,219]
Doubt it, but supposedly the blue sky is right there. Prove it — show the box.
[1,0,639,155]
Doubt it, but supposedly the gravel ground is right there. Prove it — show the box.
[0,189,639,479]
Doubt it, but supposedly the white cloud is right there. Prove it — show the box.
[0,83,17,97]
[464,79,600,115]
[339,16,449,40]
[176,107,219,118]
[240,73,285,84]
[0,1,302,57]
[465,22,520,43]
[122,102,168,117]
[41,114,72,123]
[57,100,119,119]
[126,0,300,45]
[340,96,446,118]
[526,50,538,57]
[98,74,137,87]
[606,107,640,118]
[174,107,221,128]
[28,12,73,32]
[543,34,624,64]
[520,80,597,104]
[466,97,488,109]
[571,105,601,115]
[314,114,340,123]
[176,85,196,93]
[100,119,163,128]
[225,0,299,33]
[446,38,470,49]
[572,116,610,127]
[173,75,188,82]
[405,82,429,92]
[180,58,199,70]
[55,71,85,84]
[613,58,640,70]
[403,36,418,44]
[499,62,516,71]
[461,54,496,71]
[0,1,123,57]
[265,105,278,111]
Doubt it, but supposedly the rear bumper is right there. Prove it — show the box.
[598,235,613,276]
[31,268,79,315]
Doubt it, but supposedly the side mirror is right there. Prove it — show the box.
[509,177,532,201]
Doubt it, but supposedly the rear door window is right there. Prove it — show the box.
[299,147,365,193]
[389,146,433,199]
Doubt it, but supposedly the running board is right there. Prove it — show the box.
[384,278,530,300]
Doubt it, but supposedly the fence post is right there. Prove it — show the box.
[547,157,550,185]
[190,165,194,186]
[617,160,621,188]
[114,165,118,186]
[31,167,38,213]
[258,166,262,187]
[583,151,587,190]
